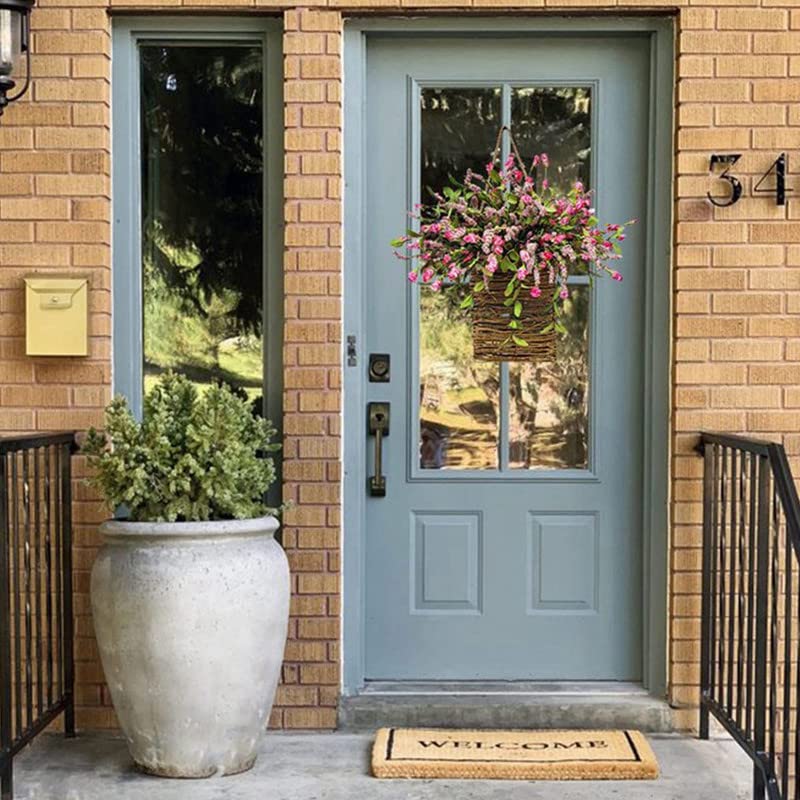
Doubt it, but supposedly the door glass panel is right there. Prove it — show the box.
[509,87,592,470]
[140,44,264,401]
[417,85,593,473]
[508,286,590,469]
[419,87,502,470]
[511,86,592,192]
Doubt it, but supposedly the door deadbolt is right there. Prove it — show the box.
[368,353,390,382]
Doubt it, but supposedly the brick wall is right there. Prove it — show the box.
[278,7,343,729]
[1,0,799,732]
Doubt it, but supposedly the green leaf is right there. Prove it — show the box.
[390,237,406,248]
[473,282,484,294]
[460,294,474,309]
[503,281,515,297]
[509,320,519,330]
[513,300,522,318]
[512,335,529,347]
[503,296,515,307]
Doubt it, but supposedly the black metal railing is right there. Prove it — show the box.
[700,432,800,800]
[0,433,76,800]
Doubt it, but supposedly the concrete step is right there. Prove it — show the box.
[339,682,674,732]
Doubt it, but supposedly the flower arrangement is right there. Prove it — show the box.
[392,132,634,350]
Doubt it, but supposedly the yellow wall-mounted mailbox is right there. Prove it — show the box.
[24,277,89,357]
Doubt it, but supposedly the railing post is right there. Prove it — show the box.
[700,438,713,740]
[753,453,771,800]
[60,443,75,739]
[0,453,12,800]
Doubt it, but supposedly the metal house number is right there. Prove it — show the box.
[708,153,792,207]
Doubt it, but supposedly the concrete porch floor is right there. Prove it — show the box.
[13,731,751,800]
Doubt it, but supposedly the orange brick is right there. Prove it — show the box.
[711,340,783,361]
[716,55,787,77]
[712,293,781,314]
[718,8,787,29]
[680,32,751,54]
[710,386,782,408]
[754,32,800,54]
[0,197,69,219]
[753,80,800,102]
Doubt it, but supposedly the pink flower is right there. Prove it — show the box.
[520,250,531,264]
[611,271,623,282]
[421,267,434,283]
[521,194,533,205]
[429,223,441,234]
[463,233,480,244]
[448,266,462,281]
[513,169,523,182]
[408,271,418,283]
[486,162,494,174]
[532,155,540,167]
[574,181,584,192]
[431,280,442,292]
[542,179,549,191]
[530,286,542,298]
[516,267,527,280]
[559,287,569,300]
[542,251,553,261]
[541,153,549,167]
[504,154,515,170]
[486,255,498,274]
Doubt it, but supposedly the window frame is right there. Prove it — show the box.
[111,16,284,456]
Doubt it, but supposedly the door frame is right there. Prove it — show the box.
[342,15,675,697]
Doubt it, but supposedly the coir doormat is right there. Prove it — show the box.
[371,728,659,781]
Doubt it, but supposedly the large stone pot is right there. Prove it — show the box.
[91,516,290,778]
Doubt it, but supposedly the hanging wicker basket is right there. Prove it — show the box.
[472,274,556,362]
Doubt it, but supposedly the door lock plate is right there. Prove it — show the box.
[368,402,390,435]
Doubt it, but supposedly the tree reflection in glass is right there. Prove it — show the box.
[511,87,591,193]
[419,87,502,469]
[508,287,590,470]
[140,45,264,403]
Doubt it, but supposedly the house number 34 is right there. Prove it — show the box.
[708,153,793,207]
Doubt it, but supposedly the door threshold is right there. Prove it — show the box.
[360,680,650,697]
[339,682,672,733]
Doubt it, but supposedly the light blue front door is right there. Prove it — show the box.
[363,35,651,680]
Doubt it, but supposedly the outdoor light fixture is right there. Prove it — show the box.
[0,0,33,116]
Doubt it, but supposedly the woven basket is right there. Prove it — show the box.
[472,274,556,362]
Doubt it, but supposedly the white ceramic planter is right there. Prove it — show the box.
[91,516,290,778]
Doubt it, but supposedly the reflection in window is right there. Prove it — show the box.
[140,45,264,403]
[511,87,591,193]
[420,292,499,469]
[419,87,502,470]
[509,287,590,469]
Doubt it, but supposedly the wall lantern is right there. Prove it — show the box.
[0,0,33,116]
